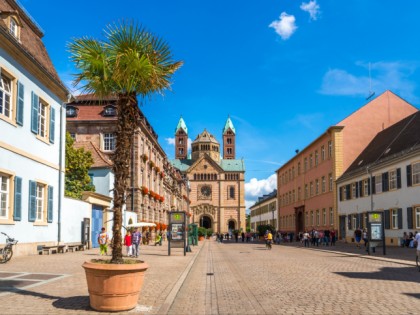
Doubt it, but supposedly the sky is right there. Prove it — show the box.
[20,0,420,211]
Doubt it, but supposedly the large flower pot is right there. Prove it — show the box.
[83,260,148,312]
[198,236,205,241]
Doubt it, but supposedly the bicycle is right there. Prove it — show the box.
[0,232,18,263]
[265,239,272,250]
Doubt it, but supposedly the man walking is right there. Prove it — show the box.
[132,228,142,258]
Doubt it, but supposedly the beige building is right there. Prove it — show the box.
[171,117,246,232]
[249,190,277,231]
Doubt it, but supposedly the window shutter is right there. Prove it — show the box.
[28,180,36,222]
[346,184,351,200]
[372,176,376,194]
[355,182,359,198]
[31,92,39,134]
[13,176,22,221]
[49,107,55,143]
[396,168,401,189]
[367,178,371,195]
[407,165,412,187]
[16,81,24,126]
[397,208,402,229]
[407,207,413,229]
[47,186,53,223]
[358,180,363,197]
[384,210,390,229]
[382,172,389,192]
[348,214,352,230]
[339,187,343,201]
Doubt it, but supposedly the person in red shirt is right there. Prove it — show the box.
[124,231,133,257]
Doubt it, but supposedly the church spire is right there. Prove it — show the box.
[222,115,236,135]
[222,116,236,159]
[175,116,188,159]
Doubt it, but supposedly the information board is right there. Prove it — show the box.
[168,211,187,256]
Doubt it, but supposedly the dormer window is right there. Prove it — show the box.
[9,18,18,39]
[66,106,78,118]
[103,105,117,117]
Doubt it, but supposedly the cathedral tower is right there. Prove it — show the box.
[175,116,188,159]
[222,116,236,159]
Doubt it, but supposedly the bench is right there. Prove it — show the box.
[42,245,66,255]
[67,243,85,252]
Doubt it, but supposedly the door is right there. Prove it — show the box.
[91,205,103,248]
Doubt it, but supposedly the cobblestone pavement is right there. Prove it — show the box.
[168,240,420,315]
[0,241,202,315]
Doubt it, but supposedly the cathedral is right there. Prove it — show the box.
[171,117,246,233]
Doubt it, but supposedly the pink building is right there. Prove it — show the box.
[276,91,418,239]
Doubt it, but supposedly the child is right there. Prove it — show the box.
[124,231,133,257]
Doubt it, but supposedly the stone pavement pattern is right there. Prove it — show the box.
[168,240,420,315]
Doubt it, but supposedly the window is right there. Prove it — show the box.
[227,148,232,154]
[322,176,326,193]
[103,133,116,151]
[103,106,117,116]
[416,207,420,229]
[9,18,18,38]
[227,138,232,144]
[31,93,54,143]
[352,215,357,229]
[389,170,397,190]
[316,210,320,226]
[305,184,308,199]
[321,146,325,161]
[309,154,313,168]
[298,187,301,201]
[228,186,235,199]
[0,74,12,119]
[363,179,369,197]
[66,106,78,117]
[329,207,333,226]
[328,141,332,158]
[375,174,382,193]
[315,151,318,166]
[323,208,326,225]
[329,173,333,191]
[38,100,47,138]
[35,183,45,221]
[310,182,313,197]
[304,158,308,172]
[315,179,319,195]
[391,209,398,229]
[412,162,420,185]
[351,183,356,199]
[342,186,347,201]
[311,211,314,225]
[0,175,10,219]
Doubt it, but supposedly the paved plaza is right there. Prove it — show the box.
[1,240,420,314]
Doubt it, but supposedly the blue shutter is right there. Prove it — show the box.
[28,180,36,222]
[367,178,371,195]
[396,168,401,189]
[49,106,55,143]
[407,207,413,229]
[16,82,24,126]
[382,172,389,192]
[407,165,412,187]
[13,176,22,221]
[47,186,53,223]
[372,176,376,194]
[31,92,39,134]
[384,210,390,230]
[397,208,402,229]
[358,180,363,197]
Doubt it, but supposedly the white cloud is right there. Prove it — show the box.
[319,61,418,101]
[269,12,297,40]
[245,174,277,210]
[300,1,320,21]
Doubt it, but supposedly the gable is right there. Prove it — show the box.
[187,155,223,174]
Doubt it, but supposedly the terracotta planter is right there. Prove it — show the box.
[198,236,205,241]
[83,260,148,312]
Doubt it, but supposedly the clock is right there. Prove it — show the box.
[201,185,212,196]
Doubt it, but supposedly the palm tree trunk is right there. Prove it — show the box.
[111,92,139,264]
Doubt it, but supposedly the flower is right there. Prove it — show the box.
[141,154,148,162]
[141,186,149,195]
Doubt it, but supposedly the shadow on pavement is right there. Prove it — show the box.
[52,296,91,311]
[403,293,420,300]
[334,266,420,283]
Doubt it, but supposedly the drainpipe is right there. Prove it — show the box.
[58,96,69,243]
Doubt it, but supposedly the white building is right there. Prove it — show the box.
[0,0,69,255]
[249,190,277,231]
[337,111,420,246]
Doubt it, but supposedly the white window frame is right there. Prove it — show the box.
[321,145,325,161]
[391,208,398,229]
[413,162,420,185]
[38,100,47,138]
[328,141,332,158]
[322,176,326,193]
[315,179,319,195]
[352,215,357,230]
[35,183,45,222]
[375,174,382,194]
[0,175,10,219]
[322,208,326,225]
[103,133,116,151]
[389,170,397,190]
[415,207,420,229]
[363,179,369,197]
[351,183,356,199]
[316,210,320,226]
[9,18,18,38]
[0,74,13,119]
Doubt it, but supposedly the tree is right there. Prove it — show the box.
[65,132,95,199]
[68,21,182,263]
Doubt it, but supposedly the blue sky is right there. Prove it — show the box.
[21,0,420,209]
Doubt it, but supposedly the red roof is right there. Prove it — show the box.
[73,141,113,168]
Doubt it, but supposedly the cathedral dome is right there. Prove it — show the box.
[191,129,220,162]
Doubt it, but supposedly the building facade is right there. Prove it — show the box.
[337,111,420,246]
[66,95,188,232]
[249,190,277,231]
[276,91,418,239]
[0,0,68,255]
[171,117,246,233]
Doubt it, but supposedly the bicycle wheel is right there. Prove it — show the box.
[3,248,12,262]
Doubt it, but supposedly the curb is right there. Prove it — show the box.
[157,241,205,314]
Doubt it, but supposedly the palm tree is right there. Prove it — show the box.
[68,22,182,263]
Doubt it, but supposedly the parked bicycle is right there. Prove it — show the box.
[0,232,18,263]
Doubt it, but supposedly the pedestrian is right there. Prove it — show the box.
[330,229,336,246]
[234,230,239,243]
[124,230,132,257]
[362,228,368,248]
[145,231,150,245]
[324,229,330,246]
[303,230,310,247]
[154,233,162,246]
[98,227,109,256]
[354,227,362,248]
[241,231,245,242]
[132,227,142,257]
[314,230,319,247]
